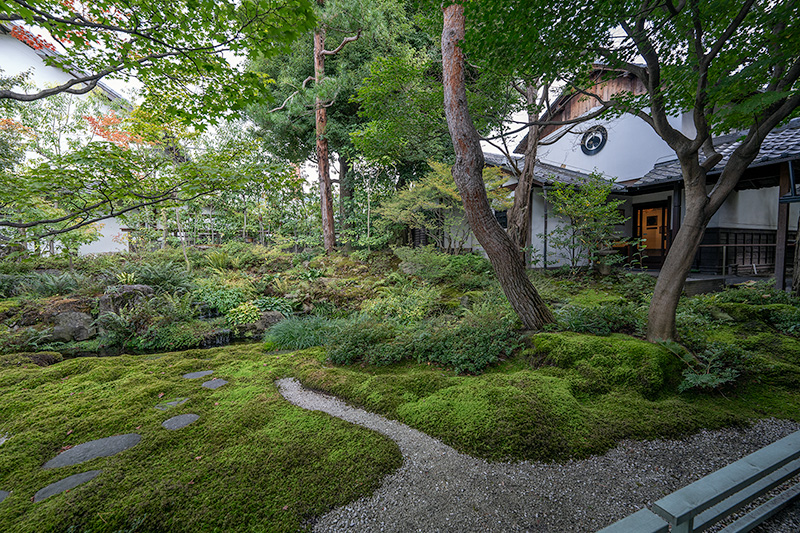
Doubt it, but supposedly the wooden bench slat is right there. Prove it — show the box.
[652,431,800,525]
[718,481,800,533]
[597,508,669,533]
[694,457,800,531]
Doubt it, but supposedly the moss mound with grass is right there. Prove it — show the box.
[529,332,682,397]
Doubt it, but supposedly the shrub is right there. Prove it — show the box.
[126,261,193,294]
[392,246,493,289]
[131,320,217,352]
[327,318,401,365]
[264,316,342,350]
[226,301,262,326]
[361,285,442,325]
[676,342,750,393]
[192,278,254,314]
[0,274,25,298]
[18,272,89,297]
[551,303,646,336]
[254,296,294,317]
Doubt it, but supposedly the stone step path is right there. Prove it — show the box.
[1,365,226,506]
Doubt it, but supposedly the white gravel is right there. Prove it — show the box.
[276,378,800,532]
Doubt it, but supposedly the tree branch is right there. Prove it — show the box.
[321,29,361,56]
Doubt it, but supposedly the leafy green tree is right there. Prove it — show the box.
[540,173,627,272]
[0,0,316,121]
[465,0,800,340]
[247,0,407,252]
[378,161,511,253]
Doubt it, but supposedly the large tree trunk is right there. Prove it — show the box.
[315,23,336,253]
[646,154,754,341]
[506,85,540,254]
[442,3,554,330]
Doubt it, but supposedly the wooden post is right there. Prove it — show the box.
[776,163,790,290]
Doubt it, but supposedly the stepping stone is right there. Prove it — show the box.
[43,434,141,469]
[183,370,213,379]
[202,378,228,389]
[155,397,189,410]
[0,433,8,446]
[0,490,9,504]
[161,414,200,430]
[33,470,101,502]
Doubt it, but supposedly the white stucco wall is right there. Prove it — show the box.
[708,187,800,231]
[78,217,128,255]
[0,33,76,86]
[537,111,684,182]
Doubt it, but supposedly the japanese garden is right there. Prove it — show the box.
[1,0,800,531]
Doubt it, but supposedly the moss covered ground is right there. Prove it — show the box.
[0,345,401,533]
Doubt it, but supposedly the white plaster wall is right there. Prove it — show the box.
[708,187,800,231]
[79,217,128,255]
[0,34,75,86]
[537,112,683,181]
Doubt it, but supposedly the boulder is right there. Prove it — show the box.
[98,284,155,315]
[233,311,285,340]
[46,311,96,342]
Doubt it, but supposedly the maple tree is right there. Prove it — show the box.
[0,0,316,121]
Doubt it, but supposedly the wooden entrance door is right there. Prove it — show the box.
[634,203,670,267]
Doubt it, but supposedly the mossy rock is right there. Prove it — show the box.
[529,332,681,397]
[0,351,63,367]
[395,373,588,461]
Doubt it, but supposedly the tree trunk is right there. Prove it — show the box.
[175,206,191,272]
[315,22,336,253]
[646,206,708,340]
[442,3,554,330]
[507,84,540,255]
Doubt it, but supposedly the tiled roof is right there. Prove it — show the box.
[628,118,800,189]
[483,151,626,191]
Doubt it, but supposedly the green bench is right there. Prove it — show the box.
[598,430,800,533]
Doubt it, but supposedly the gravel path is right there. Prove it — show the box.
[276,378,800,532]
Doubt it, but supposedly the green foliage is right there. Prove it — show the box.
[378,162,511,253]
[535,173,628,271]
[265,316,343,350]
[125,261,192,294]
[226,301,262,326]
[0,274,26,298]
[550,303,646,336]
[253,296,294,317]
[18,272,89,297]
[192,278,254,315]
[130,321,218,352]
[392,246,493,289]
[327,303,519,374]
[204,249,239,271]
[677,343,750,393]
[361,285,442,325]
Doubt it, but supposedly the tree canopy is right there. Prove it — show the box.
[0,0,316,121]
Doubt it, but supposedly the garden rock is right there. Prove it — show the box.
[98,285,155,315]
[236,311,284,338]
[0,490,9,503]
[202,378,228,389]
[155,397,189,410]
[45,311,96,342]
[199,328,231,348]
[33,470,101,502]
[183,370,213,379]
[43,434,141,469]
[161,414,200,430]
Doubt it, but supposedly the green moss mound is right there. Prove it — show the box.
[529,332,682,397]
[396,374,587,461]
